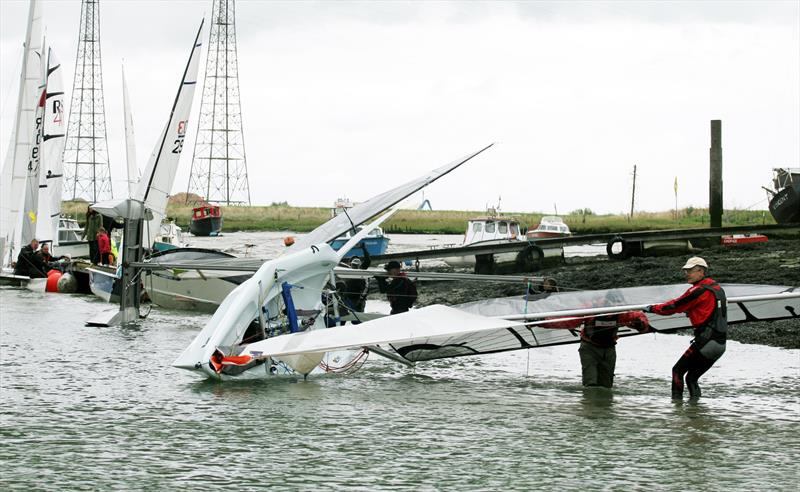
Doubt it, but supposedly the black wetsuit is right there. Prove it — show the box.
[14,245,48,278]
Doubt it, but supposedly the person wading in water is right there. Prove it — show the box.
[645,257,727,400]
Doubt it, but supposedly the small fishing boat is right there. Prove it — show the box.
[328,199,390,260]
[153,220,186,252]
[330,226,390,260]
[189,205,223,236]
[766,168,800,224]
[526,216,571,239]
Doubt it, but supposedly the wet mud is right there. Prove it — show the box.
[386,238,800,349]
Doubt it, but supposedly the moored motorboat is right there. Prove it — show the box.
[443,213,527,271]
[526,216,571,239]
[189,205,223,236]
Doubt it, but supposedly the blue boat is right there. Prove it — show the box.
[329,226,390,260]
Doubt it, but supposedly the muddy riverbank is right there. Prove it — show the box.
[382,238,799,348]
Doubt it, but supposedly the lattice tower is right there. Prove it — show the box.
[186,0,251,205]
[62,0,113,202]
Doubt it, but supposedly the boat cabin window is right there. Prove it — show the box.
[511,223,520,235]
[485,222,496,233]
[498,222,508,234]
[472,222,483,233]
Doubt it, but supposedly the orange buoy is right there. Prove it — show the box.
[45,269,62,293]
[283,236,295,247]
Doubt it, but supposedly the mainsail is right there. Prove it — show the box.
[284,144,494,254]
[135,21,204,247]
[93,21,204,248]
[1,0,43,264]
[20,79,47,248]
[35,48,67,245]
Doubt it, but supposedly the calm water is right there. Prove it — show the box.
[1,232,798,489]
[1,286,799,490]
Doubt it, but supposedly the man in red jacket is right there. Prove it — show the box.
[645,257,727,400]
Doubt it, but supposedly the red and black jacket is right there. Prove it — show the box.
[651,277,727,343]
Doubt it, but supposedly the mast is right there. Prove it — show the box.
[122,63,139,197]
[186,0,251,205]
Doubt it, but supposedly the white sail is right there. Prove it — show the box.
[1,0,43,264]
[20,84,46,248]
[122,63,139,197]
[135,21,204,247]
[35,48,66,244]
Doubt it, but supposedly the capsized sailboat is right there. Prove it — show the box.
[226,283,799,367]
[173,145,494,379]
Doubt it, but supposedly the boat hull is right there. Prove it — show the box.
[88,266,119,303]
[147,270,241,313]
[189,216,223,236]
[768,187,800,224]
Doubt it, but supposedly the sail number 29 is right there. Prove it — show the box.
[172,120,188,154]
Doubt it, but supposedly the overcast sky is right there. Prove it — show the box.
[1,0,798,215]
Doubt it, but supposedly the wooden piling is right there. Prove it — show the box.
[710,120,723,227]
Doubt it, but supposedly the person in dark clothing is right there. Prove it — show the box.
[376,260,417,315]
[340,257,368,317]
[82,207,103,264]
[645,256,727,400]
[13,239,48,278]
[577,310,650,388]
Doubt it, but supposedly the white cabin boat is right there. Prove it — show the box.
[55,217,89,258]
[444,216,524,268]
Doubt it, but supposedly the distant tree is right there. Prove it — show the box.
[270,201,289,207]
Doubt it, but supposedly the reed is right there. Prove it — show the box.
[60,201,775,235]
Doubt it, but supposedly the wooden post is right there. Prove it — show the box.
[629,164,637,221]
[710,120,723,227]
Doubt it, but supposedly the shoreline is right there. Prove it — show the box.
[60,201,775,235]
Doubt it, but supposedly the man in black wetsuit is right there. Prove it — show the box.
[14,239,48,278]
[376,260,417,315]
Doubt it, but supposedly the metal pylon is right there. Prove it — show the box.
[186,0,251,205]
[62,0,113,203]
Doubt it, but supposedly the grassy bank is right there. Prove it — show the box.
[61,201,775,234]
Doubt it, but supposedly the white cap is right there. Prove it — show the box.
[682,256,708,270]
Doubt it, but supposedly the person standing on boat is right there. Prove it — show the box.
[82,207,103,264]
[644,257,727,400]
[96,228,112,266]
[376,260,417,315]
[13,239,48,278]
